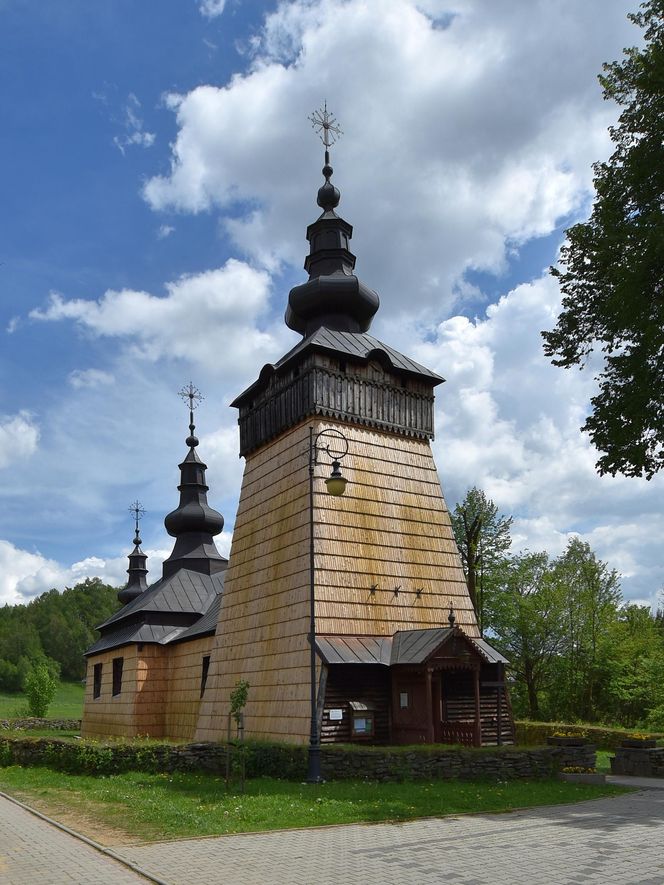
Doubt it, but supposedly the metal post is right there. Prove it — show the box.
[307,426,322,783]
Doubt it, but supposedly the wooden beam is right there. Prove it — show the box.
[425,667,434,743]
[496,662,503,747]
[473,666,481,747]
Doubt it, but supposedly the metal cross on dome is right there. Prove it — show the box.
[179,382,204,413]
[128,500,146,535]
[308,102,343,149]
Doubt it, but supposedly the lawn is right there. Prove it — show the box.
[0,767,628,843]
[0,681,84,719]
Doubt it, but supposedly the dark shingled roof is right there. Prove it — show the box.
[316,635,391,666]
[86,570,226,657]
[472,638,509,665]
[276,328,443,381]
[85,623,184,656]
[99,570,225,629]
[317,629,509,667]
[232,327,442,407]
[169,591,223,644]
[390,627,454,665]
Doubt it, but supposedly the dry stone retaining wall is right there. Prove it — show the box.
[0,736,594,781]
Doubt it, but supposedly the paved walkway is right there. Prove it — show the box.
[0,792,149,884]
[120,786,664,885]
[2,782,664,884]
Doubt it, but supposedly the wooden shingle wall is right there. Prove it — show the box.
[132,644,169,737]
[82,647,139,738]
[196,417,476,744]
[163,636,214,741]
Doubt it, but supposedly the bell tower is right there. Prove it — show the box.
[196,107,476,744]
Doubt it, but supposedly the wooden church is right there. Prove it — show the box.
[82,114,513,748]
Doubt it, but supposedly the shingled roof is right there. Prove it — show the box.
[316,628,508,667]
[87,572,225,657]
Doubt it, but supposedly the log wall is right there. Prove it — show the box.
[196,417,477,744]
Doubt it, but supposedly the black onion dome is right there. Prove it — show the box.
[163,449,224,538]
[286,161,379,337]
[161,414,227,579]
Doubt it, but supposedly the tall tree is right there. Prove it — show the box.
[548,538,622,721]
[451,487,512,630]
[542,0,664,479]
[599,604,664,727]
[489,552,566,719]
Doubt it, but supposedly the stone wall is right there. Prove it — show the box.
[0,719,81,731]
[0,736,595,781]
[611,748,664,777]
[320,745,596,781]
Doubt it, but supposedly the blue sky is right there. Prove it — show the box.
[1,0,662,608]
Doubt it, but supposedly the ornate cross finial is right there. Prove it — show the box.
[179,382,203,448]
[129,500,146,542]
[308,101,343,151]
[179,382,203,414]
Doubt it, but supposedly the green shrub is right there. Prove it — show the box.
[645,706,664,731]
[516,720,664,750]
[24,663,58,718]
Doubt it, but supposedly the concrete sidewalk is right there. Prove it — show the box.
[0,792,150,884]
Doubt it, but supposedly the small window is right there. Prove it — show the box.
[93,663,102,699]
[200,655,211,698]
[112,657,124,697]
[399,691,409,709]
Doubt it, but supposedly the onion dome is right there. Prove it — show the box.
[162,384,226,579]
[285,105,379,337]
[118,501,148,604]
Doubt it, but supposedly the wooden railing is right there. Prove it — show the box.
[439,722,476,747]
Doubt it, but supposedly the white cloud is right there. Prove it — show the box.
[199,0,226,19]
[0,538,185,605]
[0,532,233,606]
[143,0,633,320]
[0,541,122,605]
[199,424,243,503]
[401,273,664,605]
[0,412,39,468]
[157,224,175,239]
[113,93,156,156]
[6,316,20,334]
[29,260,292,378]
[68,368,115,389]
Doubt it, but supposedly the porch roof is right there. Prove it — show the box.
[316,635,391,665]
[316,629,509,667]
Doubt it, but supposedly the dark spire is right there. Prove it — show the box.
[118,500,148,604]
[162,383,226,579]
[285,103,379,337]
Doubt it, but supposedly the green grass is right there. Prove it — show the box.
[0,767,628,843]
[0,681,84,719]
[596,750,612,773]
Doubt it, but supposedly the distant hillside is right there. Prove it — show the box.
[0,578,121,689]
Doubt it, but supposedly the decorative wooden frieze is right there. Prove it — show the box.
[237,357,436,457]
